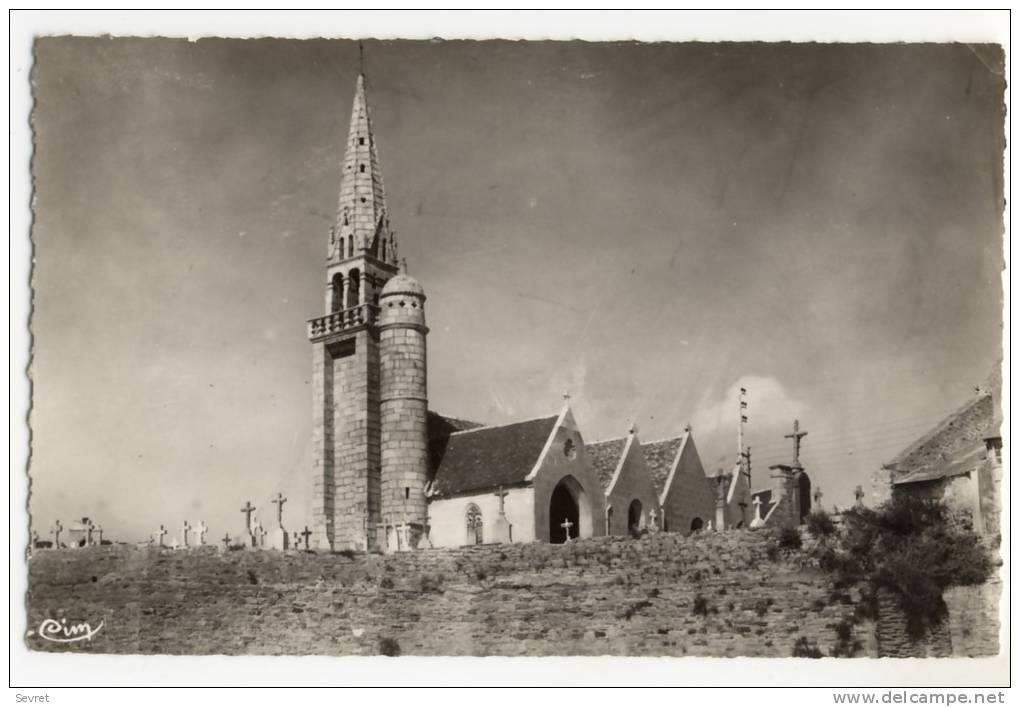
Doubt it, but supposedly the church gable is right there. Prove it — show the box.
[427,415,558,498]
[589,432,661,535]
[645,431,715,533]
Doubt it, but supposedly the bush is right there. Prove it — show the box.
[806,510,836,537]
[692,594,710,617]
[419,573,443,593]
[379,576,394,589]
[334,548,357,559]
[793,636,824,658]
[378,637,401,656]
[823,495,994,639]
[777,526,803,551]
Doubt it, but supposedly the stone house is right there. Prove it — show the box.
[880,369,1002,535]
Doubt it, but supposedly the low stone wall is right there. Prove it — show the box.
[25,530,869,656]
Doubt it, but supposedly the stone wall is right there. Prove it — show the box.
[26,530,877,657]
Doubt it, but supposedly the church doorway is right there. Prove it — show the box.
[627,499,643,533]
[548,475,591,543]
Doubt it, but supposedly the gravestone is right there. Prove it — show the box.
[266,493,289,550]
[180,521,192,548]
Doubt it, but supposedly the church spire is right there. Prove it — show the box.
[329,70,397,265]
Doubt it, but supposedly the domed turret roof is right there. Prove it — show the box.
[381,272,425,298]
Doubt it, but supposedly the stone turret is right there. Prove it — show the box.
[378,263,429,550]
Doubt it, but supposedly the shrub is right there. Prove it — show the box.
[777,526,802,551]
[806,510,836,537]
[335,548,357,559]
[378,637,401,657]
[824,495,994,639]
[692,594,710,617]
[793,636,824,658]
[419,573,443,593]
[379,576,394,589]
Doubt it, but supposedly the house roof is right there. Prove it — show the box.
[585,437,627,491]
[643,437,685,498]
[884,393,994,485]
[890,440,987,486]
[428,415,559,497]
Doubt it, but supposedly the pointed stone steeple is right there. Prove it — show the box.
[329,73,397,265]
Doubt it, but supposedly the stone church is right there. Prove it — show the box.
[306,73,723,553]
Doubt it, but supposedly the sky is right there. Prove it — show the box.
[27,37,1005,544]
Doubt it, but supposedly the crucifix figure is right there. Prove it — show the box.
[854,485,865,506]
[221,533,232,549]
[493,486,509,516]
[271,493,287,525]
[156,524,168,547]
[560,518,574,543]
[254,523,267,547]
[240,501,256,533]
[197,522,208,546]
[813,487,823,507]
[180,521,192,548]
[52,520,63,548]
[784,419,808,467]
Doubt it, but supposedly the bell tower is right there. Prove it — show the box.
[308,71,400,551]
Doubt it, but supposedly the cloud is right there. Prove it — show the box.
[692,374,808,442]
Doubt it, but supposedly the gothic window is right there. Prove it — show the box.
[359,137,365,146]
[331,273,344,312]
[466,504,483,545]
[347,269,361,307]
[347,237,354,258]
[360,164,366,173]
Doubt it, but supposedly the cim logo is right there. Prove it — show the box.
[30,617,104,644]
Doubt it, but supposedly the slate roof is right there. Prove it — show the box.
[884,394,994,486]
[585,437,627,491]
[428,415,559,497]
[642,437,684,498]
[427,411,484,476]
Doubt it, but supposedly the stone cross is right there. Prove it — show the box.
[648,509,658,530]
[854,485,865,506]
[222,533,231,549]
[493,486,509,515]
[85,519,95,546]
[156,524,168,547]
[271,493,287,525]
[180,521,192,547]
[560,518,574,543]
[240,501,256,533]
[784,419,808,467]
[752,496,763,522]
[52,520,62,548]
[95,525,104,544]
[197,522,208,546]
[813,487,823,506]
[300,526,312,549]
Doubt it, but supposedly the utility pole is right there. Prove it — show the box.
[738,386,751,490]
